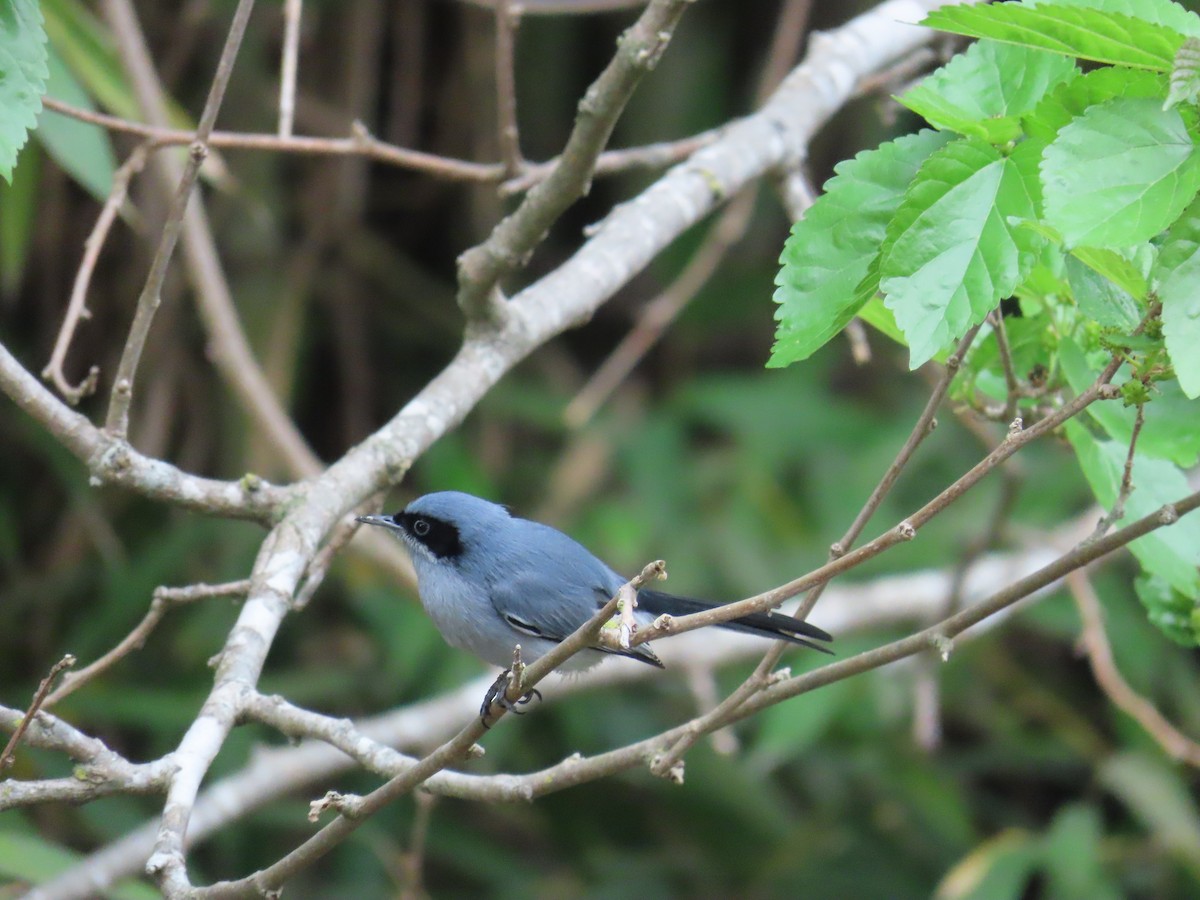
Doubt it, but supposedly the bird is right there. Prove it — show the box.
[356,491,832,718]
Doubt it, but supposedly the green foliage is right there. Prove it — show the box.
[0,0,48,182]
[773,0,1200,644]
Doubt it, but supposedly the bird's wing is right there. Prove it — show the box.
[638,589,833,653]
[489,573,664,668]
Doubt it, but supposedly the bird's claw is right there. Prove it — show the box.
[480,669,542,724]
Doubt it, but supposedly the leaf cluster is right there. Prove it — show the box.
[771,0,1200,644]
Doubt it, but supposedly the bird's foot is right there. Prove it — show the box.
[480,669,543,724]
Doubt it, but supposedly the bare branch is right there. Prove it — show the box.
[1,341,287,521]
[45,581,251,707]
[1088,404,1146,541]
[1068,571,1200,768]
[103,0,258,437]
[43,144,152,404]
[456,0,693,320]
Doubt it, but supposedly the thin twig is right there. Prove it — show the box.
[494,0,524,177]
[46,581,251,707]
[42,96,500,181]
[1068,571,1200,768]
[1,655,77,770]
[279,0,303,138]
[456,0,693,320]
[104,0,258,436]
[43,144,153,404]
[500,130,718,195]
[1089,404,1145,541]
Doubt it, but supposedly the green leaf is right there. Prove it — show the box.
[768,129,952,367]
[1069,245,1151,302]
[1060,338,1200,467]
[1024,67,1167,144]
[1155,195,1200,397]
[1041,97,1200,247]
[879,137,1043,367]
[36,44,114,201]
[0,0,49,182]
[1165,36,1200,109]
[899,40,1077,143]
[1064,255,1142,328]
[922,3,1187,72]
[1135,573,1199,645]
[1028,0,1200,37]
[1064,419,1200,597]
[856,293,908,347]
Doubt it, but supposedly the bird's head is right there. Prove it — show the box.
[356,491,510,564]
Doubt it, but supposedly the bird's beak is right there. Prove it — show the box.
[355,514,398,531]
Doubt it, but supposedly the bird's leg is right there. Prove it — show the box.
[482,657,549,729]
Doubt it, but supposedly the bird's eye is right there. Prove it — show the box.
[412,518,431,537]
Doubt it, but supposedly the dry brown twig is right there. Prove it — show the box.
[494,0,524,177]
[103,0,258,438]
[1068,571,1200,768]
[45,582,251,708]
[1,655,77,770]
[43,144,153,404]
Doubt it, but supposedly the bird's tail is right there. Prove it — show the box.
[637,589,833,654]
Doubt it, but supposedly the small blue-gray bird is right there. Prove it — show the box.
[357,491,831,716]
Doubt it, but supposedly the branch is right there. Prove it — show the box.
[102,0,324,478]
[42,144,152,405]
[1068,571,1200,768]
[455,0,693,320]
[0,656,76,771]
[103,0,258,437]
[45,581,251,707]
[1,341,287,521]
[494,0,523,176]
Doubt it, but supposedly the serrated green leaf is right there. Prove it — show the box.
[1155,194,1200,397]
[879,137,1043,368]
[1024,67,1167,143]
[899,40,1077,143]
[1028,0,1200,37]
[36,45,114,201]
[1069,245,1151,301]
[1165,36,1200,109]
[1135,573,1199,645]
[1060,337,1200,467]
[1065,419,1200,597]
[1042,97,1200,247]
[922,3,1186,72]
[0,0,49,182]
[1064,255,1142,328]
[768,129,952,367]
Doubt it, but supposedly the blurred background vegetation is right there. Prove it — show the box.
[2,1,1199,897]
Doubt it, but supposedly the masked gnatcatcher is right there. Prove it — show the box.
[357,491,831,717]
